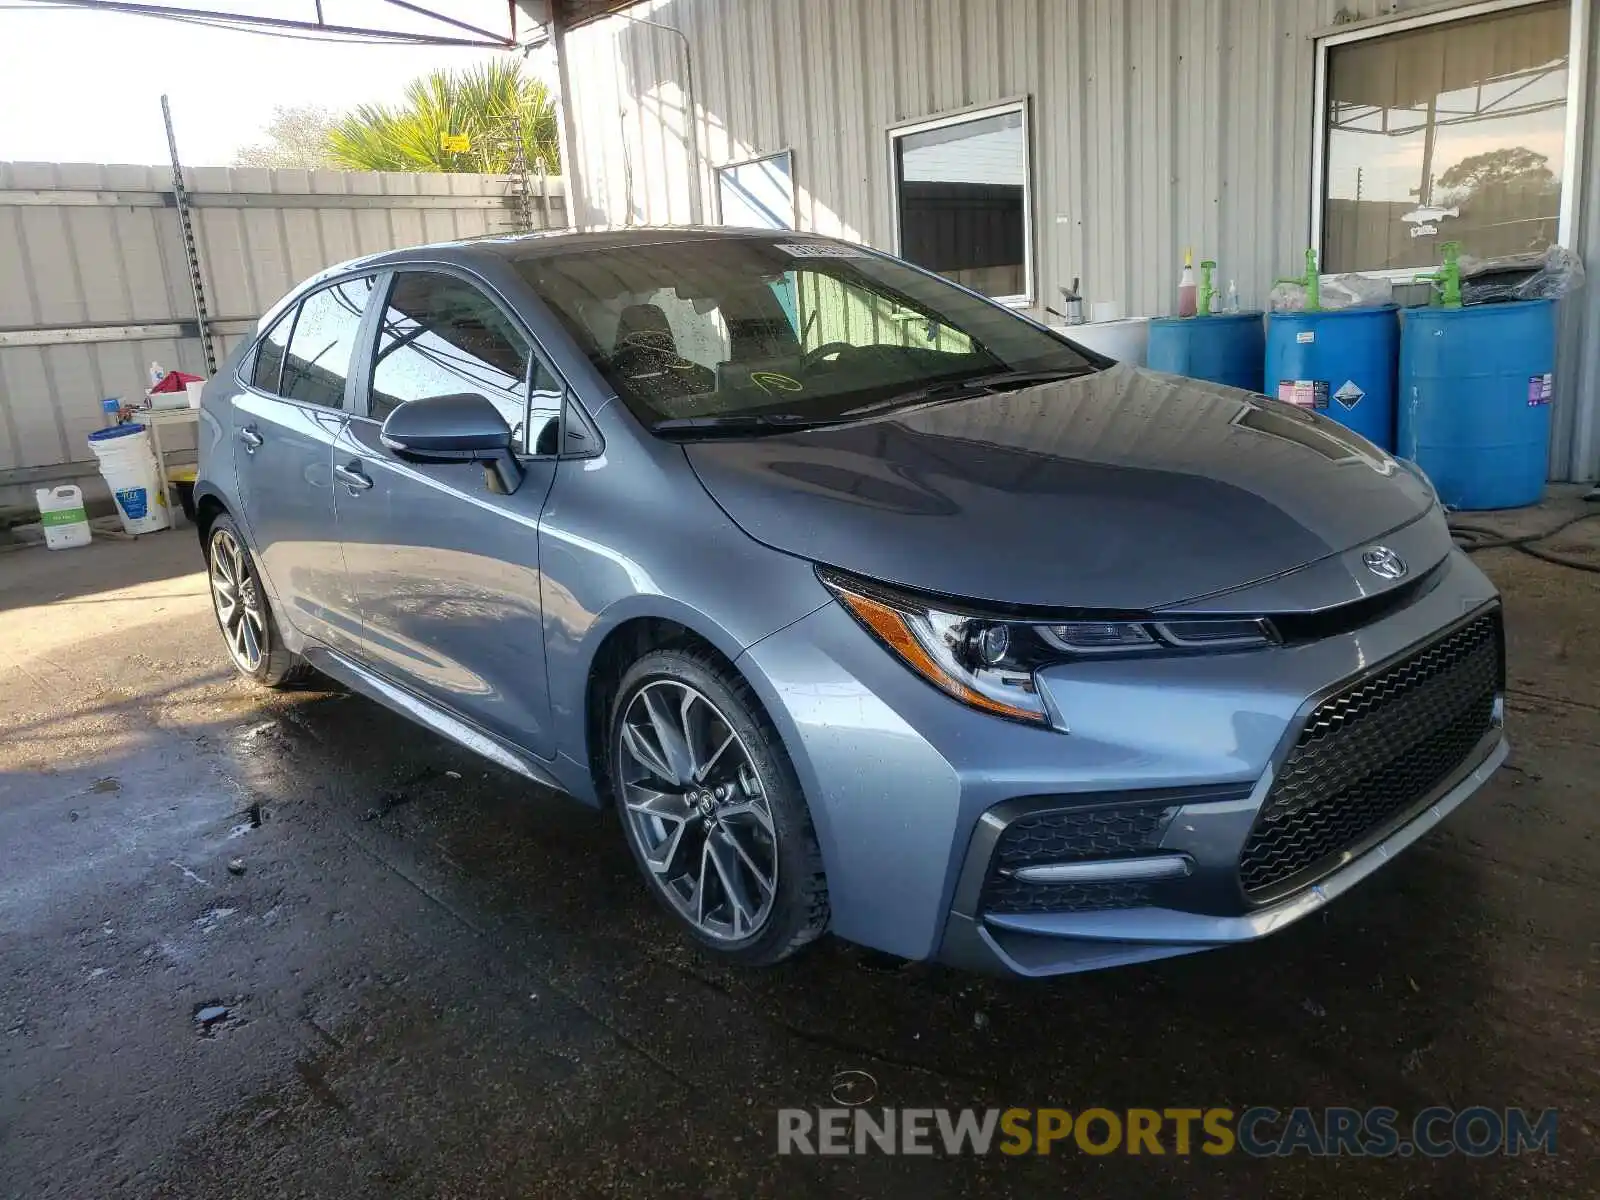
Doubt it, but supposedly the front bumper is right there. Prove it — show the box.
[735,547,1505,976]
[938,724,1506,976]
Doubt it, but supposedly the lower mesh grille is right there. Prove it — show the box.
[980,804,1174,915]
[1239,609,1502,897]
[983,876,1155,915]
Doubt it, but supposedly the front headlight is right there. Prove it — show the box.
[819,570,1276,726]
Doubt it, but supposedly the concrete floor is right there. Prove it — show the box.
[2,497,1597,1199]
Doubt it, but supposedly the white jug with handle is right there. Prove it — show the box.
[35,484,93,550]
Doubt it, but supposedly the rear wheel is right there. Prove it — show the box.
[609,647,829,965]
[206,515,310,688]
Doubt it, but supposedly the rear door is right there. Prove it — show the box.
[333,268,563,756]
[233,275,375,656]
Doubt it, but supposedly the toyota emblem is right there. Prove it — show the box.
[1361,546,1408,581]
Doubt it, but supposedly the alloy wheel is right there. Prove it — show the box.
[616,680,778,941]
[209,527,266,673]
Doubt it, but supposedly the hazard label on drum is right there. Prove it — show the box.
[1333,380,1365,410]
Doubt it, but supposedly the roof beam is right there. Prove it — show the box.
[22,0,517,48]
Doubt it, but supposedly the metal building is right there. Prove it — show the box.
[547,0,1599,481]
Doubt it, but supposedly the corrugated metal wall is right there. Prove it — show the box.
[562,0,1599,481]
[0,163,566,509]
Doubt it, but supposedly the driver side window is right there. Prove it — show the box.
[369,272,554,451]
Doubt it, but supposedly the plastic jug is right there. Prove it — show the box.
[35,484,93,550]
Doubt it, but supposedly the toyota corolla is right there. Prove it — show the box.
[193,228,1507,976]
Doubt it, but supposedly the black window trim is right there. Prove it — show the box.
[235,271,377,411]
[348,260,600,462]
[242,304,297,399]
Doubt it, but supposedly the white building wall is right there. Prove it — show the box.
[563,0,1600,481]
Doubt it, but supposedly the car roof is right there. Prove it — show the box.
[261,227,844,331]
[334,226,839,274]
[479,225,833,260]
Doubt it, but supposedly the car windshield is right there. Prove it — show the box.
[512,236,1098,431]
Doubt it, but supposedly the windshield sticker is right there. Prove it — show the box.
[750,371,804,394]
[774,242,868,258]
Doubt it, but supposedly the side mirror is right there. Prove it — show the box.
[380,392,524,495]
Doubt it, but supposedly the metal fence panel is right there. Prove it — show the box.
[0,162,567,509]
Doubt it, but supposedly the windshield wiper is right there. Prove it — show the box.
[922,366,1098,397]
[651,412,839,437]
[838,367,1098,418]
[652,368,1100,437]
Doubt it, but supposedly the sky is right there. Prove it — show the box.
[1324,54,1570,203]
[0,1,557,166]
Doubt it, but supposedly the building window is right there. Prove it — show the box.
[1318,0,1572,274]
[716,151,795,230]
[891,101,1031,304]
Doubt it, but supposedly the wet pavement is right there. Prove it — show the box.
[2,502,1597,1199]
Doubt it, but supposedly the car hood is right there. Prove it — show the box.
[682,363,1439,611]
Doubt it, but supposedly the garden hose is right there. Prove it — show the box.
[1448,509,1600,575]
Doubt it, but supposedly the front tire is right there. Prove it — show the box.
[205,515,310,688]
[609,647,829,966]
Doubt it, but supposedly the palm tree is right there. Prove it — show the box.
[328,61,560,174]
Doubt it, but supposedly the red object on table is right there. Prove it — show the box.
[150,370,204,393]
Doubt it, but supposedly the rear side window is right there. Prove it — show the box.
[279,276,376,408]
[251,310,293,393]
[369,272,534,442]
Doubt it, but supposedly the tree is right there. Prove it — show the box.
[327,61,560,175]
[235,105,339,170]
[1437,146,1556,201]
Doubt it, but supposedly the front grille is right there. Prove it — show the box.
[995,806,1171,866]
[980,803,1173,915]
[1239,610,1502,897]
[983,876,1154,914]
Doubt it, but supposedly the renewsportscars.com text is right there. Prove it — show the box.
[777,1105,1557,1158]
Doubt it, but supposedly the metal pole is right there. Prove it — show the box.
[507,110,533,234]
[1416,96,1438,207]
[603,10,703,224]
[550,7,583,229]
[161,95,216,375]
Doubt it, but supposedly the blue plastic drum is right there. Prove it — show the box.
[1265,305,1399,450]
[1398,299,1556,511]
[1146,312,1265,393]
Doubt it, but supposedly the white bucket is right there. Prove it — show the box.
[186,379,206,408]
[34,484,93,550]
[87,425,170,535]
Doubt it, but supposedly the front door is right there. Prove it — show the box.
[334,269,562,757]
[232,275,375,656]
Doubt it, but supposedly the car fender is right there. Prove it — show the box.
[542,558,832,802]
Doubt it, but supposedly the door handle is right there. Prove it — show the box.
[334,462,373,493]
[238,425,264,452]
